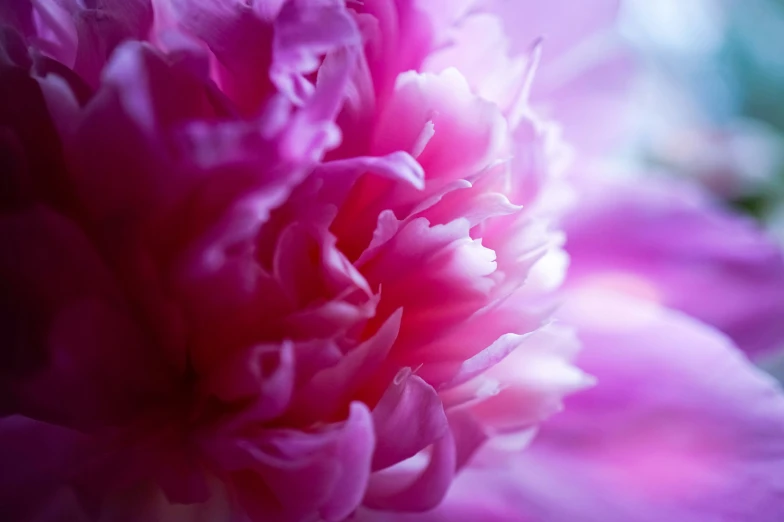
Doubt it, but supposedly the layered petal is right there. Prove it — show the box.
[211,402,375,522]
[21,0,154,87]
[166,0,360,114]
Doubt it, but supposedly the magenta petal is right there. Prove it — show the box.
[364,425,456,512]
[478,0,633,156]
[67,42,215,225]
[446,408,488,471]
[271,0,360,106]
[71,0,154,87]
[205,342,295,422]
[319,151,426,191]
[156,451,210,505]
[21,0,152,87]
[0,58,75,214]
[172,0,359,114]
[444,333,529,388]
[286,310,403,423]
[421,12,528,114]
[350,0,435,104]
[564,175,784,357]
[371,371,449,471]
[219,402,375,522]
[319,402,377,522]
[535,50,633,157]
[0,2,35,39]
[169,0,276,113]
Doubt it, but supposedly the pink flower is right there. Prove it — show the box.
[0,1,588,520]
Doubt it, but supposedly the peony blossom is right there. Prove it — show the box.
[362,174,784,522]
[6,1,784,521]
[0,1,593,520]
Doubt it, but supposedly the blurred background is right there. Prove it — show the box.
[617,0,784,379]
[619,0,784,224]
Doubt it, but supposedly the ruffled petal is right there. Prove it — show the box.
[212,402,375,522]
[169,0,359,114]
[374,68,507,182]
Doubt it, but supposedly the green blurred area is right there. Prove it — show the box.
[626,0,784,221]
[714,0,784,217]
[724,0,784,132]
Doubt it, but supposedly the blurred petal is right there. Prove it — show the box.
[0,207,167,426]
[508,289,784,522]
[564,175,784,357]
[483,0,620,63]
[483,0,633,155]
[0,60,74,214]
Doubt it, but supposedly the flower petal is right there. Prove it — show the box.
[564,175,784,357]
[214,402,375,522]
[502,289,784,522]
[371,370,449,471]
[364,424,456,512]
